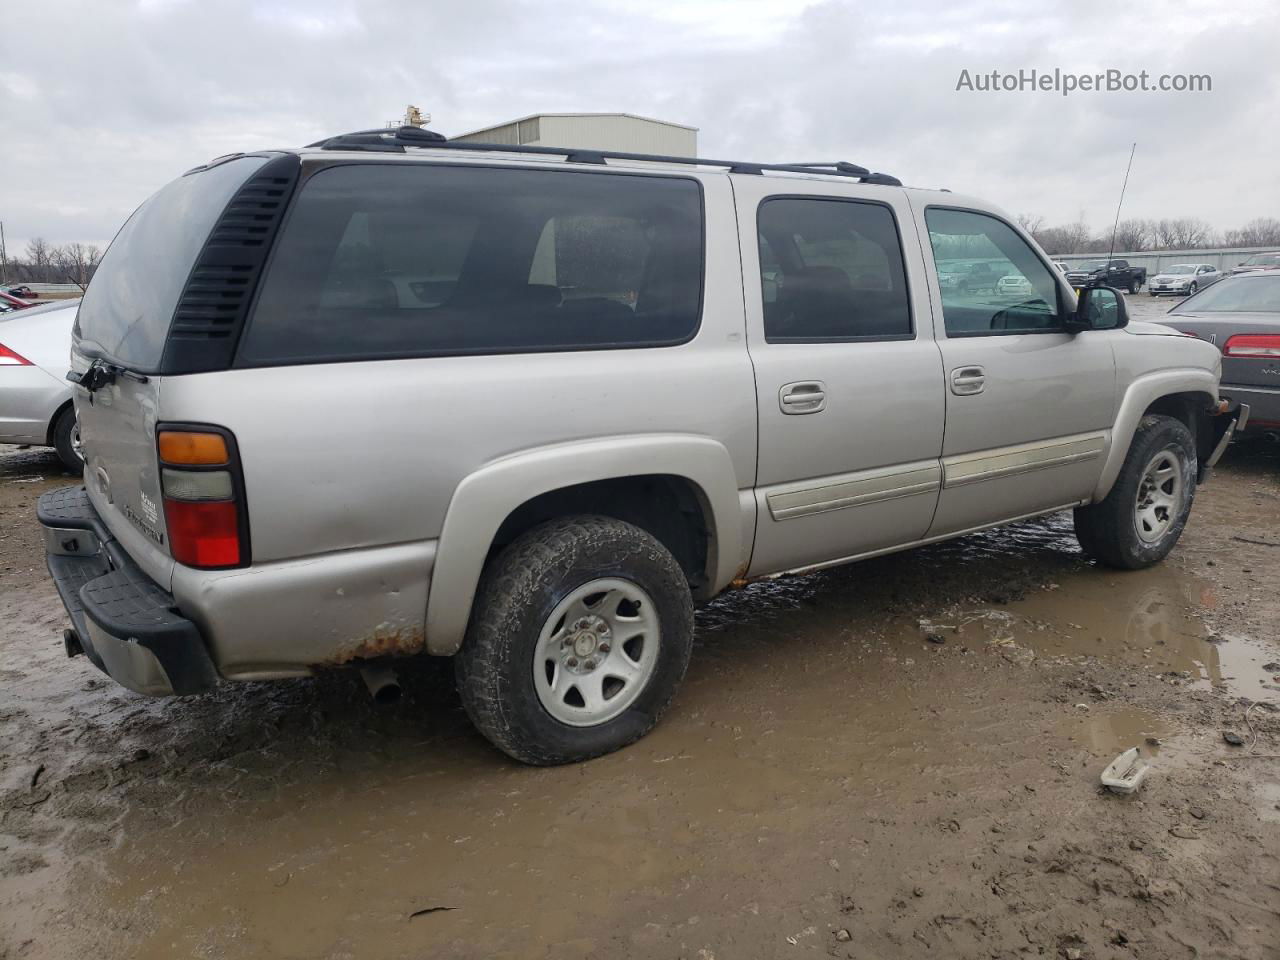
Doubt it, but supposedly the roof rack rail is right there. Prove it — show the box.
[306,126,903,186]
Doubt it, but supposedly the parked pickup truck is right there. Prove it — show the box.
[1064,259,1148,293]
[38,127,1244,765]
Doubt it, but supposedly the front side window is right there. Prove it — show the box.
[757,197,912,342]
[239,164,703,364]
[926,208,1062,336]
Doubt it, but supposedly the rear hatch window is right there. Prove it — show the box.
[237,163,704,364]
[74,156,270,371]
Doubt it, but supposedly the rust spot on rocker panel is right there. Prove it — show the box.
[321,624,426,666]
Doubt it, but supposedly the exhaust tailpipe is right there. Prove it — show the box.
[359,663,402,705]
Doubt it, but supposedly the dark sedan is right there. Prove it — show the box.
[1158,273,1280,433]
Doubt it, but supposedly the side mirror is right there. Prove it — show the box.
[1067,285,1128,333]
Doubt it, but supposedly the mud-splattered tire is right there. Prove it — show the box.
[52,407,83,474]
[1074,415,1196,570]
[455,516,694,765]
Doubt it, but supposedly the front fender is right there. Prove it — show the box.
[424,434,745,655]
[1093,369,1218,501]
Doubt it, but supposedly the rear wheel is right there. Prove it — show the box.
[455,516,695,765]
[51,407,84,474]
[1074,415,1195,569]
[1129,278,1141,294]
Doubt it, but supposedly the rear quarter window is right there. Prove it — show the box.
[74,156,270,370]
[237,163,705,364]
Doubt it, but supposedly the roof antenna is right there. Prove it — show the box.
[1105,142,1137,277]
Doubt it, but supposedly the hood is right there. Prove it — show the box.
[1124,320,1192,337]
[1152,274,1194,282]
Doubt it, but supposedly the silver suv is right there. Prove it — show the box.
[39,126,1245,764]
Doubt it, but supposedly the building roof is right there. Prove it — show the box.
[453,112,699,140]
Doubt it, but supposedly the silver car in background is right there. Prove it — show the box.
[1148,263,1221,297]
[0,298,82,471]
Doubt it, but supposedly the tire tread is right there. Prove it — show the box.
[455,515,693,765]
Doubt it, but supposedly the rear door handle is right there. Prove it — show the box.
[950,366,986,396]
[779,380,826,414]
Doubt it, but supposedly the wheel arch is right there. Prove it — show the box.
[45,398,74,445]
[1093,370,1218,501]
[425,434,746,655]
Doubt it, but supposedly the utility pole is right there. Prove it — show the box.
[0,221,8,282]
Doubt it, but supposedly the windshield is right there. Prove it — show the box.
[1174,275,1280,313]
[1241,253,1280,267]
[1081,261,1107,270]
[1164,264,1196,275]
[73,156,269,370]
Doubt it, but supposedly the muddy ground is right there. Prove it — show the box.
[2,356,1278,956]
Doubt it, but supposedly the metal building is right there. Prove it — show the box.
[452,113,697,157]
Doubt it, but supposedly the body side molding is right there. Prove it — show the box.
[943,432,1107,488]
[765,460,941,521]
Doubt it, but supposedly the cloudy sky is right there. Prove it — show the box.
[2,0,1277,253]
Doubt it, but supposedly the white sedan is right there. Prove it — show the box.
[996,274,1034,297]
[0,298,82,471]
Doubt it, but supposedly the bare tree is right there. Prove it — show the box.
[1222,217,1280,248]
[1112,218,1154,252]
[1154,218,1214,250]
[1016,213,1045,236]
[23,237,52,281]
[1045,220,1093,254]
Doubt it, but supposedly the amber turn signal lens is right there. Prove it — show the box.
[158,430,229,465]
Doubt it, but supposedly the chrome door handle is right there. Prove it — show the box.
[950,366,986,396]
[779,380,826,414]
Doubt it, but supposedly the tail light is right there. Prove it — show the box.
[0,342,32,365]
[1223,334,1280,358]
[156,426,249,568]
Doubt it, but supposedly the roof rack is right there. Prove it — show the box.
[306,126,903,186]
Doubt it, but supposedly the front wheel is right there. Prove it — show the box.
[1074,415,1196,569]
[455,516,694,765]
[1188,281,1198,296]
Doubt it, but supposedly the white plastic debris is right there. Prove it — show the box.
[1101,746,1152,795]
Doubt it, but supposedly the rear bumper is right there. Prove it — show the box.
[38,486,219,696]
[1219,384,1280,430]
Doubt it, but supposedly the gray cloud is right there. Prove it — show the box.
[2,0,1277,252]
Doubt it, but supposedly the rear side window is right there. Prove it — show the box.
[238,164,704,364]
[75,156,270,370]
[757,197,912,342]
